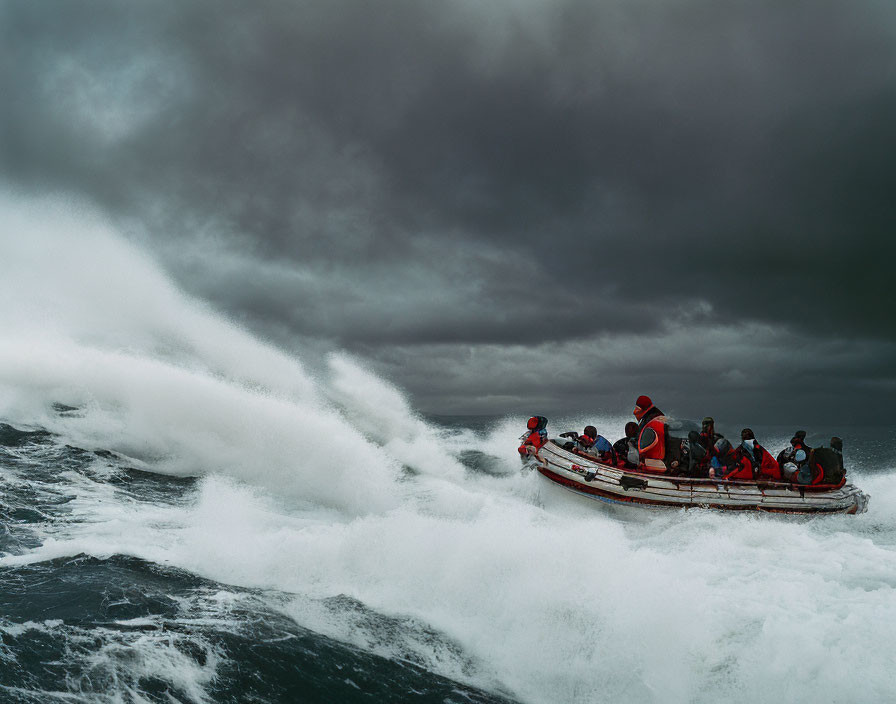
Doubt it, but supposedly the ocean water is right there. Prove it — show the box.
[2,196,895,703]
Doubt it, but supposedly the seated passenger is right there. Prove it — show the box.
[518,415,548,456]
[794,430,812,452]
[699,416,724,452]
[786,442,825,485]
[793,454,824,485]
[577,425,598,453]
[558,425,599,453]
[613,422,640,469]
[777,430,812,465]
[589,435,617,465]
[708,438,749,480]
[751,436,783,482]
[633,395,668,473]
[727,435,759,481]
[683,430,708,477]
[800,438,846,486]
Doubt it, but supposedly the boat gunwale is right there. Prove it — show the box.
[529,440,867,514]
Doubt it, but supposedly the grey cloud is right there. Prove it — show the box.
[2,0,894,421]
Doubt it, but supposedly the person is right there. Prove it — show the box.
[794,430,812,452]
[589,435,617,465]
[741,428,783,481]
[777,430,812,466]
[633,395,668,472]
[558,425,596,452]
[708,437,743,479]
[613,422,640,469]
[793,454,824,485]
[683,430,708,477]
[730,430,759,480]
[518,416,548,456]
[699,417,724,453]
[798,437,846,486]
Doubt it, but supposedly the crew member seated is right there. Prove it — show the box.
[741,428,783,481]
[699,417,724,452]
[682,430,708,477]
[558,425,596,451]
[821,437,847,485]
[518,416,548,456]
[795,437,846,486]
[708,438,748,480]
[613,422,640,469]
[633,395,668,473]
[777,430,812,466]
[590,435,617,465]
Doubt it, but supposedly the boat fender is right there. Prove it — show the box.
[620,475,649,491]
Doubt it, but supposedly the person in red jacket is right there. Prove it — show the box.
[708,437,754,480]
[716,437,755,481]
[738,428,784,482]
[518,416,548,456]
[633,395,667,472]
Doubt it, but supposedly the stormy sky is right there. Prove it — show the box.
[3,0,895,425]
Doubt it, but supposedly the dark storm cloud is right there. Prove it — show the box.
[2,0,895,419]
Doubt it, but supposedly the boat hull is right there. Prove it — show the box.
[526,441,869,515]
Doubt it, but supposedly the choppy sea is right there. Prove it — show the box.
[1,201,895,702]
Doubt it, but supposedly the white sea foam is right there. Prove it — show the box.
[2,193,895,704]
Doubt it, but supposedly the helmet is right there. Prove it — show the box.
[527,416,547,431]
[702,416,714,426]
[795,430,807,440]
[633,395,653,419]
[583,425,597,440]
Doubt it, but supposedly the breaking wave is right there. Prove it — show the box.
[1,193,895,703]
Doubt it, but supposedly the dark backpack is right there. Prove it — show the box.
[810,447,845,484]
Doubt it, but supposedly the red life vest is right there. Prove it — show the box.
[637,415,667,472]
[518,428,548,455]
[722,448,755,481]
[807,460,825,485]
[754,445,782,481]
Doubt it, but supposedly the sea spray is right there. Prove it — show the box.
[2,193,895,703]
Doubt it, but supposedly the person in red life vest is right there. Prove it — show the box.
[613,422,640,469]
[740,428,784,481]
[558,425,594,451]
[722,434,759,481]
[777,430,812,466]
[518,416,548,457]
[633,395,668,472]
[708,437,747,479]
[806,437,846,486]
[577,425,598,453]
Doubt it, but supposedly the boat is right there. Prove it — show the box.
[521,437,869,515]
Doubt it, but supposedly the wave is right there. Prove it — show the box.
[2,192,896,703]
